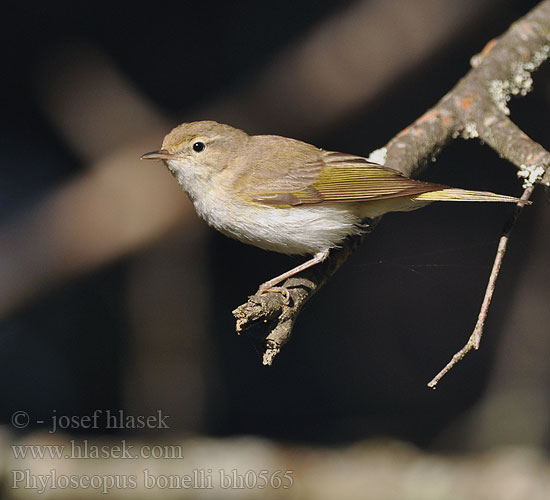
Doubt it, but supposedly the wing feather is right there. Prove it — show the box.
[247,147,447,207]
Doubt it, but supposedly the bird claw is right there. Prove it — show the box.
[256,285,291,306]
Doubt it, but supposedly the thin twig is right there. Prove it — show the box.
[427,185,536,388]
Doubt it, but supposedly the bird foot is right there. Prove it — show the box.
[256,285,291,305]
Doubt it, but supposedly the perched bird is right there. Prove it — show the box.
[142,121,524,295]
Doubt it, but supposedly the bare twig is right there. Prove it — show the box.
[427,185,536,388]
[234,0,550,367]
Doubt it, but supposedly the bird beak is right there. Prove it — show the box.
[140,149,174,161]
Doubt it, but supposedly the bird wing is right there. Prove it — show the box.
[245,149,447,207]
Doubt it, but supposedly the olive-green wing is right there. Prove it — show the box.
[248,150,447,207]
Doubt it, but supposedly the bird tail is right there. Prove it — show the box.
[412,188,529,205]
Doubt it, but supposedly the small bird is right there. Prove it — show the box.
[142,121,524,296]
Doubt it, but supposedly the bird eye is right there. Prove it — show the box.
[192,141,205,153]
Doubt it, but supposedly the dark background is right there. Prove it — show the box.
[1,0,548,452]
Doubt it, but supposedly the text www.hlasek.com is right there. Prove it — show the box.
[12,469,294,494]
[11,440,183,460]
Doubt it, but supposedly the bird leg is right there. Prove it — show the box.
[257,249,330,302]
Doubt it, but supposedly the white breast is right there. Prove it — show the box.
[195,190,362,255]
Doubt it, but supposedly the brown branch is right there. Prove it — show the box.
[233,221,377,365]
[234,0,550,368]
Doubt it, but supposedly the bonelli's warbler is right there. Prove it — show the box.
[142,121,524,296]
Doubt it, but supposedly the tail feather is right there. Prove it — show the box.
[413,188,529,205]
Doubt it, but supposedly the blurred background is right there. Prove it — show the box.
[1,0,549,498]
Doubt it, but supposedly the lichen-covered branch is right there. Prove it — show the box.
[234,0,550,368]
